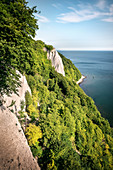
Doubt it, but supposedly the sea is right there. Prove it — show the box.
[59,51,113,127]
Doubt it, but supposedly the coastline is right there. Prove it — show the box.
[76,75,86,85]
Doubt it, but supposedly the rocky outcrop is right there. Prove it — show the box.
[44,47,65,76]
[0,71,40,170]
[76,75,86,85]
[0,107,40,170]
[2,71,31,113]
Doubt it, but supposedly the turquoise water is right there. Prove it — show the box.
[59,51,113,127]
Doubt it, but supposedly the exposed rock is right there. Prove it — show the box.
[44,47,65,76]
[76,75,86,85]
[0,107,40,170]
[0,71,40,169]
[2,71,31,113]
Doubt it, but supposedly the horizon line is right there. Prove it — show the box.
[57,49,113,51]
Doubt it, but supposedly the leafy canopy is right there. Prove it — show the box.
[0,0,38,96]
[26,124,42,146]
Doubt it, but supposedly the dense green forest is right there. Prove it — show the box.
[0,0,113,169]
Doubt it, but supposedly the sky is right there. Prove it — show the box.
[28,0,113,51]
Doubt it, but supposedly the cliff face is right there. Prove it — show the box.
[0,48,65,169]
[2,71,31,113]
[44,47,65,76]
[0,48,66,169]
[0,107,40,170]
[0,71,40,170]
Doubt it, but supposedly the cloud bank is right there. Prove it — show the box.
[36,14,49,23]
[56,0,113,23]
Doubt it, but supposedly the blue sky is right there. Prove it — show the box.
[28,0,113,50]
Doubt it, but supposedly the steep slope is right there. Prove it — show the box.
[59,52,81,81]
[0,107,40,170]
[0,71,40,170]
[43,47,65,76]
[30,42,113,169]
[2,71,31,113]
[1,39,113,170]
[0,0,113,168]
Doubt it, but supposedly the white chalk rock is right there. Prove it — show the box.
[44,47,65,76]
[2,71,31,113]
[0,107,40,170]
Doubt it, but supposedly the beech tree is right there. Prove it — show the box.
[0,0,39,96]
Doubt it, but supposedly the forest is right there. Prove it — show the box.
[0,0,113,169]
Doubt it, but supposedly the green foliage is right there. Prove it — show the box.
[0,0,38,96]
[1,1,113,169]
[0,0,38,42]
[25,89,39,120]
[26,124,42,157]
[59,52,81,81]
[20,100,25,111]
[25,91,32,107]
[21,43,113,169]
[45,44,54,51]
[26,124,42,146]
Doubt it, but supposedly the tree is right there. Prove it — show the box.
[26,124,42,146]
[25,124,43,157]
[0,0,39,96]
[0,0,38,42]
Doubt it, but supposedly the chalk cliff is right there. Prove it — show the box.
[2,71,31,113]
[0,107,40,170]
[0,71,40,170]
[44,47,65,76]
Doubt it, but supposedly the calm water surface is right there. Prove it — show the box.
[59,51,113,127]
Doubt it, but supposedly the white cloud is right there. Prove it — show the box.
[95,0,106,10]
[36,14,49,23]
[102,4,113,22]
[57,8,100,23]
[52,3,62,9]
[102,17,113,22]
[57,2,113,23]
[110,4,113,15]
